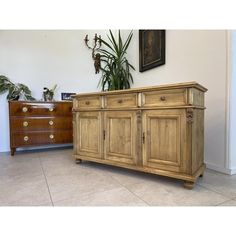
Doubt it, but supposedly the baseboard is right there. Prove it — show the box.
[0,144,73,154]
[230,167,236,175]
[206,162,236,175]
[205,162,232,175]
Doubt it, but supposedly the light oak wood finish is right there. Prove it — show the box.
[9,101,73,155]
[105,93,138,109]
[73,82,207,189]
[104,111,138,165]
[75,111,103,160]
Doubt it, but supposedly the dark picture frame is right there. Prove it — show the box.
[61,92,76,101]
[139,30,165,72]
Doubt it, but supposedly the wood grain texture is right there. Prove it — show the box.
[9,101,72,155]
[142,109,185,172]
[105,93,138,109]
[142,89,187,107]
[74,96,102,109]
[104,111,137,165]
[75,111,103,159]
[73,82,207,188]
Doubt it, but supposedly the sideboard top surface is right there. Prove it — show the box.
[73,82,207,98]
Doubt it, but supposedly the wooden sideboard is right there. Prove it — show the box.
[72,82,207,189]
[9,101,73,155]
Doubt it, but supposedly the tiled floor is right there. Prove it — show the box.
[0,147,236,206]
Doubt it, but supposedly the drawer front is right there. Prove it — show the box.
[10,117,72,131]
[142,89,187,107]
[11,130,73,147]
[74,96,102,109]
[105,93,138,108]
[9,102,72,116]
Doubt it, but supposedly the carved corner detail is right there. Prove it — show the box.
[186,108,194,123]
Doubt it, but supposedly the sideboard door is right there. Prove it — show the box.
[75,111,103,159]
[142,109,187,172]
[104,111,138,165]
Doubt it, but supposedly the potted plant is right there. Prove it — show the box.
[98,30,135,91]
[0,75,35,101]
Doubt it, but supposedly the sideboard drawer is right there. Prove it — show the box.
[10,117,72,131]
[74,96,102,109]
[11,130,73,147]
[142,89,187,107]
[9,102,72,116]
[105,93,138,108]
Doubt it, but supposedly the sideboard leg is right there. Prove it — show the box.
[184,181,195,190]
[199,174,204,178]
[10,148,16,156]
[75,158,82,164]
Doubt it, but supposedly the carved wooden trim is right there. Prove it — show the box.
[186,108,194,123]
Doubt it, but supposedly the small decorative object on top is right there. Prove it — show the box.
[43,84,57,101]
[98,30,135,91]
[0,75,35,101]
[84,33,102,74]
[61,92,76,101]
[139,30,165,72]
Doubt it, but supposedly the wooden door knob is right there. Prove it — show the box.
[117,99,123,103]
[85,101,90,105]
[160,96,166,101]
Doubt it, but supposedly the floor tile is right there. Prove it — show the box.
[47,170,122,203]
[126,178,229,206]
[217,200,236,206]
[1,148,236,206]
[54,187,148,206]
[0,178,52,206]
[197,169,236,198]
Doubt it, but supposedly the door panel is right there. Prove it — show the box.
[75,111,103,159]
[143,109,186,172]
[104,111,137,165]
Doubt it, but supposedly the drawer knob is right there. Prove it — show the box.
[85,101,90,105]
[117,99,123,104]
[49,134,54,139]
[23,136,29,142]
[22,107,28,112]
[160,96,166,101]
[49,107,54,112]
[49,120,54,126]
[23,121,28,127]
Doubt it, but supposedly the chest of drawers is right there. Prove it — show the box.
[9,101,73,155]
[73,82,207,189]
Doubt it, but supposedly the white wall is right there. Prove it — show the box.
[0,30,230,174]
[229,31,236,173]
[127,30,228,173]
[0,30,105,152]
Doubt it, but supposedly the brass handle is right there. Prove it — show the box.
[85,101,90,105]
[49,120,54,126]
[160,96,166,101]
[23,121,28,127]
[49,134,54,139]
[117,99,123,104]
[49,107,54,112]
[23,136,29,142]
[22,107,28,112]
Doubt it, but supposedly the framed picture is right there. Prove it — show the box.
[61,92,76,101]
[139,30,165,72]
